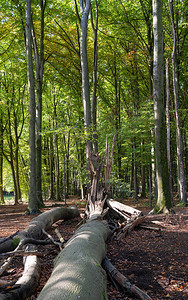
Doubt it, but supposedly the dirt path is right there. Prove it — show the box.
[0,198,187,299]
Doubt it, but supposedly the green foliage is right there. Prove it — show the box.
[112,178,133,198]
[0,0,187,205]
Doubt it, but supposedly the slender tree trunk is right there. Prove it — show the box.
[91,0,99,154]
[133,139,138,201]
[151,129,156,196]
[166,58,174,205]
[141,165,146,198]
[153,0,172,213]
[115,68,121,179]
[80,0,92,153]
[53,91,61,201]
[63,155,67,204]
[130,149,134,191]
[0,112,4,203]
[14,136,21,201]
[149,164,152,208]
[141,141,146,198]
[26,0,38,213]
[6,105,18,205]
[49,133,55,200]
[32,0,45,207]
[168,0,187,205]
[13,102,22,202]
[66,132,70,197]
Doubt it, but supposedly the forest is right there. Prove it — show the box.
[0,0,187,299]
[0,0,188,210]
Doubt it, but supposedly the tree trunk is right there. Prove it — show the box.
[133,139,138,201]
[38,138,117,300]
[38,219,110,300]
[80,0,92,153]
[26,0,38,213]
[141,165,146,198]
[32,0,46,208]
[166,58,174,205]
[168,0,187,205]
[6,106,18,205]
[13,109,22,202]
[152,0,172,213]
[49,133,55,200]
[53,91,61,201]
[0,112,4,203]
[91,0,99,154]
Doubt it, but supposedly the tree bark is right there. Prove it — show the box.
[26,0,38,213]
[152,0,172,213]
[53,90,61,201]
[38,141,117,300]
[168,0,187,205]
[38,219,110,300]
[80,0,92,153]
[166,58,174,205]
[91,0,99,154]
[31,0,46,208]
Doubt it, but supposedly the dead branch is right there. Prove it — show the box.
[42,229,62,250]
[0,250,43,258]
[138,224,161,231]
[116,216,146,241]
[103,257,152,300]
[0,231,20,246]
[54,228,64,243]
[0,245,40,300]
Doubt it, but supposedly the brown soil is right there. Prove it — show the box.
[0,197,187,299]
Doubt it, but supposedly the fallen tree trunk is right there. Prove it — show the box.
[38,219,110,300]
[0,207,79,254]
[38,146,113,300]
[0,206,79,299]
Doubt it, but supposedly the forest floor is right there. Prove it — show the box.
[0,196,187,300]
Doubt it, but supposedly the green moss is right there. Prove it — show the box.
[25,208,41,215]
[12,237,20,248]
[102,290,108,300]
